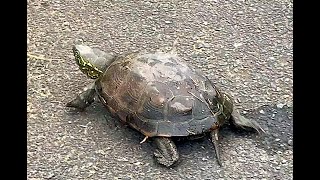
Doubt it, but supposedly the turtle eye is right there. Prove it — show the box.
[73,50,85,67]
[73,48,80,58]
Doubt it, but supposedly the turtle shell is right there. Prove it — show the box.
[95,52,223,137]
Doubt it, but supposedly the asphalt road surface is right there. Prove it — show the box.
[27,0,293,179]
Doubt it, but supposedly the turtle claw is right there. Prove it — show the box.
[140,136,149,144]
[153,137,179,167]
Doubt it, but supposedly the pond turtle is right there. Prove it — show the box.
[67,44,265,167]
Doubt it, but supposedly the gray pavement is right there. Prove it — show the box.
[27,0,293,179]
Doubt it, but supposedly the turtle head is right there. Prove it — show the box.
[72,44,116,79]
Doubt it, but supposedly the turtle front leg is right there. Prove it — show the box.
[153,137,179,167]
[66,83,96,111]
[230,109,266,134]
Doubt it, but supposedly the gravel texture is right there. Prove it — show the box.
[27,0,293,179]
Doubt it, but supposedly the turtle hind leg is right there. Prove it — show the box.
[153,137,179,167]
[210,129,222,166]
[66,83,96,111]
[230,109,266,134]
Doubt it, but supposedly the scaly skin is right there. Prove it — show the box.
[66,83,96,111]
[153,137,179,167]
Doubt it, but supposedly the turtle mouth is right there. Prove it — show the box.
[73,47,103,79]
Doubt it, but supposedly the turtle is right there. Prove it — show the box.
[66,44,265,167]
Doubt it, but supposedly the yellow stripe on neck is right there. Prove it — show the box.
[77,55,103,79]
